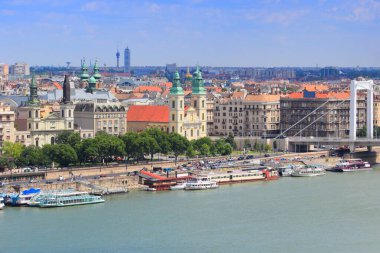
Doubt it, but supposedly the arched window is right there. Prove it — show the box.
[51,137,55,145]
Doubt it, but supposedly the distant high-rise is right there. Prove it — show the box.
[124,46,130,73]
[116,49,120,68]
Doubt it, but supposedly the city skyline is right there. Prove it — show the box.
[0,0,379,67]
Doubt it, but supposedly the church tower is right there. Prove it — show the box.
[191,67,207,138]
[26,76,42,146]
[80,58,90,88]
[168,71,184,135]
[60,75,75,130]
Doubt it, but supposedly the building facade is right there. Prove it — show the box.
[10,63,30,76]
[280,89,366,138]
[16,76,74,146]
[0,102,16,145]
[212,93,281,137]
[74,99,127,137]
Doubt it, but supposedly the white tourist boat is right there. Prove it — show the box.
[37,191,105,208]
[185,176,218,190]
[170,182,188,190]
[277,166,294,177]
[291,165,326,177]
[16,188,41,206]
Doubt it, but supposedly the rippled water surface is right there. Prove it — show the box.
[2,167,380,253]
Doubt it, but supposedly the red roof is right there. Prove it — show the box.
[53,82,62,90]
[127,105,169,123]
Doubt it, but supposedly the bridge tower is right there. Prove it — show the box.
[349,80,374,149]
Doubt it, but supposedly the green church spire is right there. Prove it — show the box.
[192,66,206,95]
[28,75,40,105]
[170,71,184,95]
[93,59,102,80]
[80,58,90,81]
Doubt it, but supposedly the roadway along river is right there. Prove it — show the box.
[2,166,380,253]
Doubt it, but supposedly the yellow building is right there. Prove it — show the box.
[168,68,207,140]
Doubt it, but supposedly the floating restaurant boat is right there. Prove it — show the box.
[291,165,326,177]
[332,159,371,172]
[37,191,105,208]
[185,176,218,190]
[203,168,279,185]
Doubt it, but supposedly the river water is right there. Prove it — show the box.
[2,168,380,253]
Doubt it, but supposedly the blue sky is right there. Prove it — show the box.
[0,0,379,67]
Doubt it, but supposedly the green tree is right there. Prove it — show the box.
[199,143,210,156]
[95,133,125,164]
[144,128,171,155]
[2,141,24,161]
[186,145,196,159]
[225,133,237,149]
[222,143,233,156]
[0,157,10,171]
[169,133,189,164]
[253,141,259,152]
[78,138,99,164]
[55,131,73,144]
[43,144,78,167]
[21,146,47,166]
[264,144,272,153]
[120,132,141,162]
[144,136,160,161]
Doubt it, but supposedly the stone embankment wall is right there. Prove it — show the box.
[20,175,141,193]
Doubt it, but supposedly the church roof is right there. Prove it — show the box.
[127,105,169,123]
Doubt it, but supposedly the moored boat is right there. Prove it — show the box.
[37,191,104,208]
[185,176,218,190]
[277,166,294,177]
[170,182,187,190]
[291,165,326,177]
[332,159,371,172]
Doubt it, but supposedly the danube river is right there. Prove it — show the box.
[2,168,380,253]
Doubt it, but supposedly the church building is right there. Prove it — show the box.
[127,67,207,140]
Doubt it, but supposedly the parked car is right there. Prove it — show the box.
[237,156,245,160]
[264,154,271,157]
[246,155,254,159]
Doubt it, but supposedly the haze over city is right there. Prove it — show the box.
[1,0,379,67]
